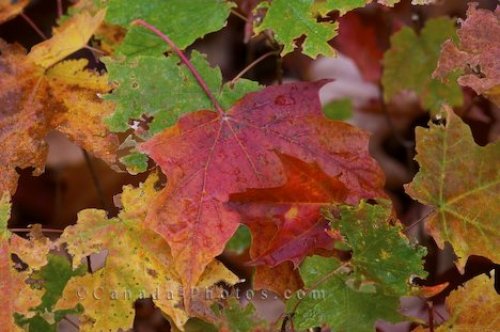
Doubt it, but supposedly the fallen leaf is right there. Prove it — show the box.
[254,0,338,58]
[229,154,346,268]
[104,51,260,173]
[106,0,233,57]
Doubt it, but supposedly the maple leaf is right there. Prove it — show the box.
[287,200,426,331]
[436,272,499,331]
[105,0,233,57]
[382,17,463,114]
[104,51,260,173]
[433,3,500,106]
[140,80,385,294]
[28,9,106,69]
[254,0,339,58]
[0,194,48,332]
[405,108,500,270]
[55,175,238,331]
[255,0,439,58]
[0,0,29,23]
[0,40,117,194]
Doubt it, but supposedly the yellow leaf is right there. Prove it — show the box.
[56,176,238,331]
[0,193,45,331]
[28,9,106,68]
[437,272,499,331]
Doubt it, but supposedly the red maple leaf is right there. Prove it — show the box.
[141,80,385,290]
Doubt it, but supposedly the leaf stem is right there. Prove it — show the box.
[20,13,47,40]
[132,19,225,115]
[9,227,64,234]
[229,50,279,87]
[83,150,109,212]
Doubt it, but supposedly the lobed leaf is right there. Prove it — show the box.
[382,17,463,114]
[405,108,500,270]
[28,9,106,68]
[141,80,385,296]
[255,0,338,58]
[289,201,426,331]
[0,40,117,194]
[55,175,239,331]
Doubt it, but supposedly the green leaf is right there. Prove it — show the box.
[332,200,427,295]
[15,255,85,331]
[33,255,86,312]
[105,51,260,135]
[119,151,149,175]
[313,0,370,16]
[217,299,269,332]
[289,201,427,331]
[289,255,402,332]
[322,98,353,121]
[255,0,338,58]
[225,225,251,254]
[382,17,463,114]
[0,193,10,239]
[106,0,233,55]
